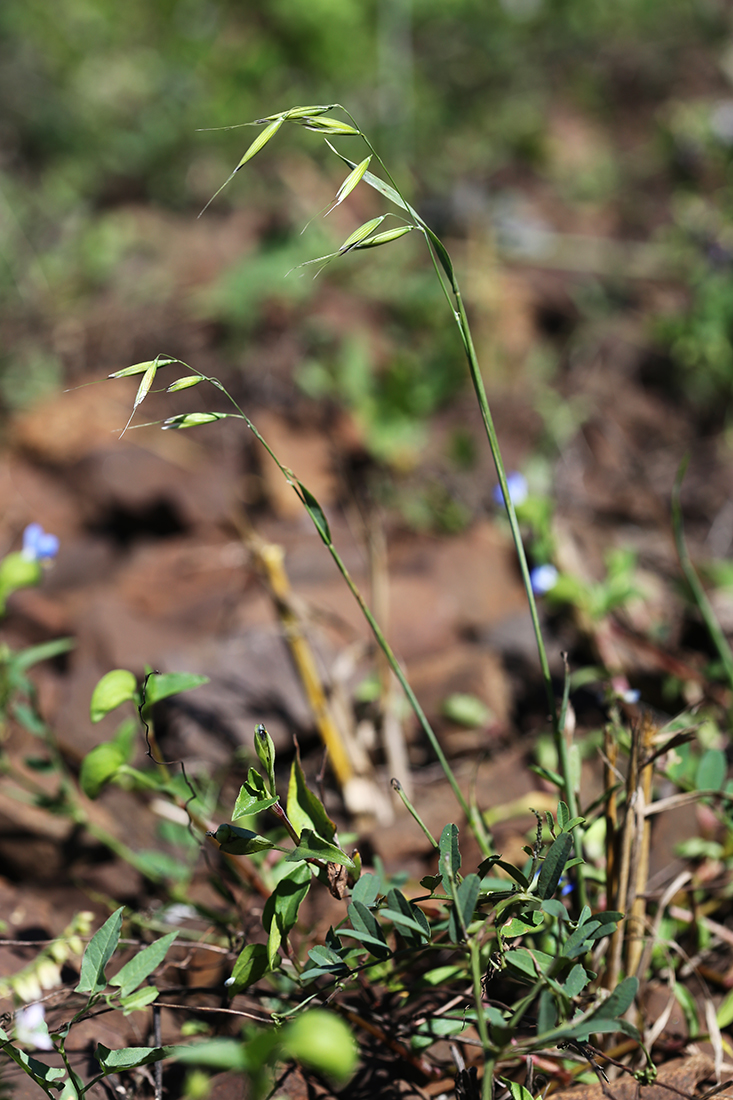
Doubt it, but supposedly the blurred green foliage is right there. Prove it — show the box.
[0,0,731,423]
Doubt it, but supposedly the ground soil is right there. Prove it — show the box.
[0,191,732,1099]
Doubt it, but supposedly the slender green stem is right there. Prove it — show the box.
[673,456,733,692]
[203,374,493,858]
[470,940,495,1100]
[390,778,438,847]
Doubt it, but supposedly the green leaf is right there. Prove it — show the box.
[535,832,573,900]
[13,637,75,672]
[695,749,727,792]
[80,742,126,798]
[384,889,431,944]
[0,1029,66,1088]
[286,751,336,842]
[557,801,570,829]
[95,1044,170,1072]
[593,976,639,1020]
[541,898,568,920]
[499,1078,534,1100]
[254,723,277,795]
[441,693,491,728]
[538,989,559,1035]
[346,900,389,959]
[112,717,138,764]
[351,871,381,908]
[563,963,590,998]
[264,863,312,936]
[213,823,276,856]
[502,910,544,939]
[478,855,528,889]
[561,920,601,959]
[505,947,554,980]
[263,862,311,969]
[439,823,461,892]
[110,932,177,997]
[90,670,137,723]
[232,769,280,818]
[76,907,124,994]
[142,672,209,709]
[294,481,332,543]
[285,828,355,870]
[449,874,480,942]
[167,1038,251,1071]
[675,982,700,1037]
[227,943,270,994]
[119,986,160,1015]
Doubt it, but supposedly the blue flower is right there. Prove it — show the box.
[22,524,59,563]
[493,472,528,508]
[530,564,558,596]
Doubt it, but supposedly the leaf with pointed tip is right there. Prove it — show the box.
[287,750,336,841]
[0,1029,66,1088]
[232,769,280,818]
[95,1044,171,1071]
[227,942,270,994]
[536,832,573,900]
[285,828,354,870]
[347,900,389,958]
[254,723,277,795]
[119,986,160,1015]
[76,908,124,994]
[142,672,209,712]
[449,873,480,942]
[213,823,276,855]
[110,932,177,996]
[293,481,331,543]
[439,823,461,892]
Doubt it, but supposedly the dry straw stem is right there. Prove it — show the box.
[606,711,657,988]
[236,516,387,816]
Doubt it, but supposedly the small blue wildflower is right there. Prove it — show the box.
[492,472,528,508]
[620,688,641,704]
[559,876,574,897]
[530,563,558,596]
[22,524,59,563]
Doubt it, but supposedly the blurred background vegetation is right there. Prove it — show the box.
[3,0,733,475]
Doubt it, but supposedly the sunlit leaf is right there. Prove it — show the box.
[90,670,137,723]
[110,932,177,997]
[76,908,124,994]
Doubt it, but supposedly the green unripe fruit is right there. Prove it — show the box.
[281,1010,357,1084]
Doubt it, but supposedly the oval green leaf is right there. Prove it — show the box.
[90,669,138,723]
